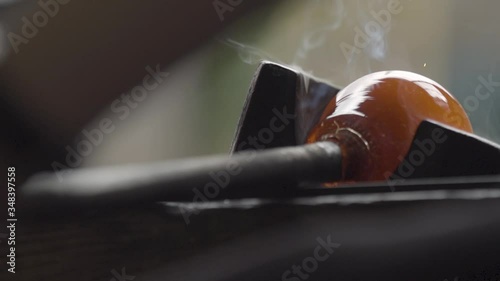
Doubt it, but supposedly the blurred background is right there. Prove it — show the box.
[1,0,499,182]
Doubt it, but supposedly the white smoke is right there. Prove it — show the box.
[219,38,282,65]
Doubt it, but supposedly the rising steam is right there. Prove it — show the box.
[221,0,410,86]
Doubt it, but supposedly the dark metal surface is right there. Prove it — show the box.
[154,188,500,281]
[231,61,340,152]
[18,178,500,281]
[396,120,500,179]
[231,62,300,152]
[20,142,342,214]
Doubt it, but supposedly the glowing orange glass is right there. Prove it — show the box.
[306,71,473,183]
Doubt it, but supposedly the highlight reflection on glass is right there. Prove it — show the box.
[307,71,473,183]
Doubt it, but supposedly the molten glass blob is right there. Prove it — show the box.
[306,71,473,182]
